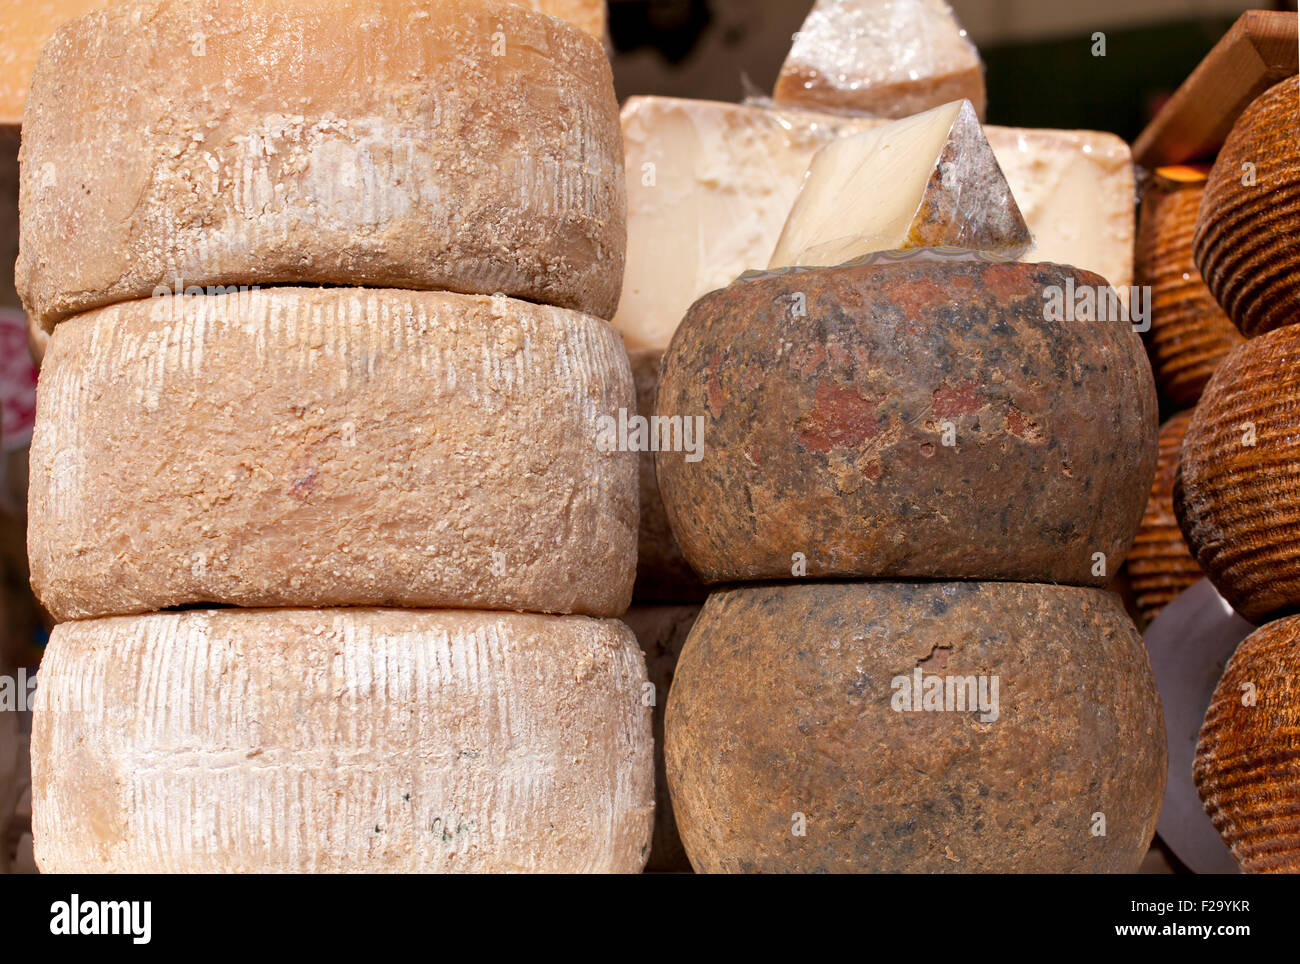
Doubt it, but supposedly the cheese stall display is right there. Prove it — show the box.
[22,0,652,873]
[8,0,1298,881]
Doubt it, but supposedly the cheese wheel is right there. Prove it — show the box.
[32,608,654,873]
[1193,77,1300,338]
[1136,173,1241,406]
[1175,326,1300,623]
[1194,615,1300,873]
[29,288,637,621]
[16,0,625,329]
[666,581,1166,873]
[1126,411,1202,627]
[628,349,705,603]
[656,260,1158,587]
[622,605,700,873]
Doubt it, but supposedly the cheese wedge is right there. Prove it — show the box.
[769,100,1030,269]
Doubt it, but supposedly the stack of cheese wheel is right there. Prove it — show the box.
[1175,76,1300,872]
[1123,166,1241,628]
[19,0,653,873]
[656,254,1167,872]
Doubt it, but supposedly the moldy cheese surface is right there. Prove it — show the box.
[17,0,626,328]
[656,259,1157,587]
[665,581,1166,873]
[28,287,637,621]
[32,608,654,873]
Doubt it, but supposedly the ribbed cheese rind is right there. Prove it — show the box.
[32,608,654,873]
[16,0,625,328]
[28,287,637,620]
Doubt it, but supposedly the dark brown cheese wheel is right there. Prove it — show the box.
[1136,173,1241,406]
[623,605,701,873]
[656,259,1158,587]
[1194,615,1300,873]
[1193,77,1300,338]
[1126,410,1203,626]
[665,581,1166,874]
[628,349,706,603]
[1175,326,1300,624]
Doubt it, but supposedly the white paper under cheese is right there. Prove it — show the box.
[32,608,654,873]
[615,97,1135,352]
[28,287,637,621]
[17,0,625,328]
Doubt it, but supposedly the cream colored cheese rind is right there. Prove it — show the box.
[28,287,637,620]
[17,0,626,328]
[32,608,655,874]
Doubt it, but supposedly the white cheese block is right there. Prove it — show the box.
[16,0,625,329]
[769,100,1029,269]
[615,96,1135,352]
[28,287,638,621]
[774,0,985,119]
[32,608,655,873]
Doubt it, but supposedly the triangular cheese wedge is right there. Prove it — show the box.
[769,100,1032,269]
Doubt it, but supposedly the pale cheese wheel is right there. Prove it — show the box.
[17,0,625,329]
[29,288,637,621]
[32,608,654,873]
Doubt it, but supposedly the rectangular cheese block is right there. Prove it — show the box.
[770,99,1029,269]
[0,1,606,126]
[615,96,1135,352]
[774,0,985,119]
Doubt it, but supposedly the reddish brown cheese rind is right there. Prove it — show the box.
[1194,615,1300,873]
[1176,326,1300,623]
[655,260,1157,586]
[665,581,1166,873]
[1193,77,1300,338]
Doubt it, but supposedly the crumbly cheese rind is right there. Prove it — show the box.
[32,608,654,873]
[28,287,637,620]
[17,0,625,328]
[615,97,1135,352]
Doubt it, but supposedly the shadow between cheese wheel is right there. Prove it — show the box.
[665,580,1167,874]
[655,258,1157,586]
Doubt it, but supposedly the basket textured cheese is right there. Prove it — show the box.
[666,581,1166,873]
[29,288,637,621]
[16,0,625,328]
[656,259,1157,587]
[33,608,654,873]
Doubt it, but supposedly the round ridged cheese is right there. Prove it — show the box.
[1136,172,1241,406]
[1194,615,1300,873]
[32,608,654,873]
[622,604,700,873]
[665,581,1166,873]
[656,260,1158,587]
[1193,77,1300,338]
[16,0,625,329]
[1126,411,1202,627]
[628,349,705,603]
[1175,326,1300,624]
[29,288,637,621]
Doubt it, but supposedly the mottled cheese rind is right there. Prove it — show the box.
[17,0,625,328]
[32,608,654,873]
[656,260,1157,586]
[1175,326,1300,624]
[29,288,637,621]
[1195,616,1300,873]
[773,0,985,119]
[666,581,1166,873]
[615,97,1135,352]
[770,100,1030,268]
